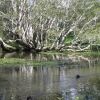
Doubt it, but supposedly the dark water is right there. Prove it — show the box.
[0,52,100,100]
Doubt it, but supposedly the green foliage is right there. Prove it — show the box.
[0,0,100,51]
[91,44,100,51]
[63,32,74,45]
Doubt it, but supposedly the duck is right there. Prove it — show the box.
[76,74,80,79]
[27,96,32,100]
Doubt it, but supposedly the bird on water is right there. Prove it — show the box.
[27,96,32,100]
[76,74,80,79]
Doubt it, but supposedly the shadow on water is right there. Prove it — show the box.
[0,52,100,100]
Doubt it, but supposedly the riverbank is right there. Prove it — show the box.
[0,51,100,66]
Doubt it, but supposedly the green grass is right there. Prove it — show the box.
[0,58,57,66]
[0,51,100,67]
[41,50,100,57]
[74,51,100,57]
[41,51,64,55]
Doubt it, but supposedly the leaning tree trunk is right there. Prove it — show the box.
[0,38,16,52]
[9,0,33,49]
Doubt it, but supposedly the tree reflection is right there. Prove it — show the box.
[0,53,100,100]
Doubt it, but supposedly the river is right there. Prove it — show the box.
[0,52,100,100]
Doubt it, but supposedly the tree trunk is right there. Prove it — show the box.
[0,38,16,52]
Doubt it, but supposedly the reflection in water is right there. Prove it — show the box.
[0,53,100,100]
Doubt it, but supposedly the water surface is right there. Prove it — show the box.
[0,53,100,100]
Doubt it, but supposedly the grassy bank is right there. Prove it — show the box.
[0,51,100,66]
[75,51,100,57]
[0,58,57,66]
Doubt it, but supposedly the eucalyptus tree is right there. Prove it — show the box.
[0,0,34,51]
[50,0,100,51]
[0,0,99,52]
